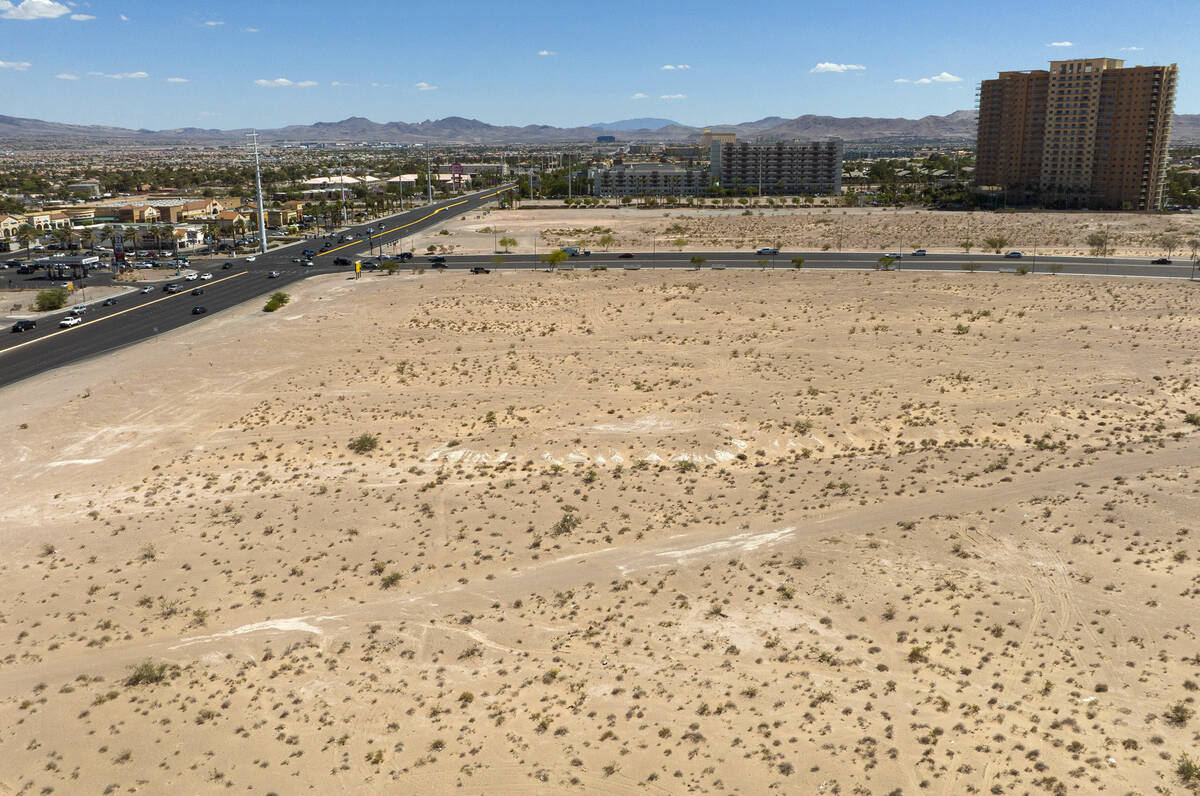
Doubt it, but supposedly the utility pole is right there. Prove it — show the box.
[426,154,433,205]
[567,152,571,201]
[248,132,268,255]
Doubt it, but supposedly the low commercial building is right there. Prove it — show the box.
[66,180,102,197]
[698,129,737,149]
[150,198,223,223]
[116,204,161,223]
[589,162,709,196]
[709,139,843,195]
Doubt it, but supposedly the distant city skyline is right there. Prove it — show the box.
[0,0,1195,130]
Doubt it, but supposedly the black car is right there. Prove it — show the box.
[221,262,233,269]
[191,306,207,315]
[102,297,118,306]
[428,255,446,264]
[11,319,36,333]
[1151,257,1172,264]
[302,249,314,257]
[361,261,379,270]
[191,287,204,295]
[334,257,351,266]
[469,266,491,274]
[398,251,413,261]
[164,283,181,293]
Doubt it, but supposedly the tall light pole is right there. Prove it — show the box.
[426,154,433,205]
[248,132,268,255]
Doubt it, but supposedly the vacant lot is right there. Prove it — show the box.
[414,202,1200,259]
[1,269,1198,794]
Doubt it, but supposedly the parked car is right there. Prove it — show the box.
[469,267,491,274]
[191,306,207,315]
[1004,251,1023,258]
[164,283,181,293]
[755,247,779,255]
[910,249,927,256]
[1151,257,1172,264]
[59,316,81,328]
[10,319,36,333]
[200,272,213,280]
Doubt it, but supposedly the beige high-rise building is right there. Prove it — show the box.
[976,58,1177,209]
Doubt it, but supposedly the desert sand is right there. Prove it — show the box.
[1,267,1198,794]
[410,203,1200,260]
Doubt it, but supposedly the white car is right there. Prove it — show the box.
[59,316,81,328]
[141,286,154,294]
[246,256,257,263]
[184,273,198,281]
[199,272,213,281]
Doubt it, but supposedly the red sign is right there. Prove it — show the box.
[451,162,464,190]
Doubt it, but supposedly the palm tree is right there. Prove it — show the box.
[123,225,139,256]
[15,223,37,266]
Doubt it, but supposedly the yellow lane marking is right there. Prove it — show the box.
[0,271,246,357]
[316,185,515,258]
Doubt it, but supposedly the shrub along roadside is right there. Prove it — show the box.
[35,288,68,312]
[263,292,290,312]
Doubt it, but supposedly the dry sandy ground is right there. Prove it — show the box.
[413,203,1200,260]
[1,268,1199,794]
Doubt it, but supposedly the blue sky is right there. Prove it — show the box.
[1,0,1196,130]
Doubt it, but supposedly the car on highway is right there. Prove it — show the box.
[191,287,204,295]
[1004,251,1023,258]
[469,267,491,275]
[245,256,257,262]
[291,257,302,263]
[334,257,351,266]
[200,272,213,280]
[221,262,233,269]
[141,285,154,294]
[755,247,779,256]
[10,319,36,333]
[184,273,198,281]
[191,306,207,315]
[428,255,446,264]
[397,252,413,261]
[59,316,81,328]
[618,253,635,259]
[910,249,927,256]
[268,270,280,278]
[102,297,118,306]
[164,283,181,293]
[883,252,903,259]
[68,307,87,317]
[360,261,380,270]
[1151,257,1172,264]
[300,259,313,267]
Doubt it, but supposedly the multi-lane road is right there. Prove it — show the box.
[2,188,1197,389]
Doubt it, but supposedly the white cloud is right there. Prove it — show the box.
[203,20,223,26]
[119,13,129,21]
[660,64,690,70]
[537,49,553,56]
[0,0,70,20]
[55,72,78,79]
[254,77,317,87]
[414,81,436,91]
[914,71,963,84]
[660,93,686,100]
[893,78,910,83]
[243,27,260,32]
[330,80,352,87]
[166,77,189,83]
[1048,41,1073,47]
[1119,45,1143,51]
[630,92,648,100]
[0,59,32,70]
[810,62,865,73]
[89,70,149,79]
[70,13,95,20]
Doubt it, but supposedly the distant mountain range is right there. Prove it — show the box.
[2,110,1199,146]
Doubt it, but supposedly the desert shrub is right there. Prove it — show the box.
[348,433,378,454]
[263,292,290,312]
[125,660,170,686]
[35,288,68,312]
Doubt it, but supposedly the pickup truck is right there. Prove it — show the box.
[755,247,779,255]
[560,247,590,257]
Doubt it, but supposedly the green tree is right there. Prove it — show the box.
[498,236,517,253]
[1158,232,1181,258]
[15,223,37,265]
[983,235,1009,254]
[689,255,706,268]
[35,288,68,311]
[540,249,569,269]
[791,256,805,269]
[1085,231,1109,257]
[672,237,687,251]
[877,256,898,271]
[598,233,616,251]
[959,240,973,254]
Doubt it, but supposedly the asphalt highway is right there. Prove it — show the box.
[0,185,516,389]
[2,195,1197,389]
